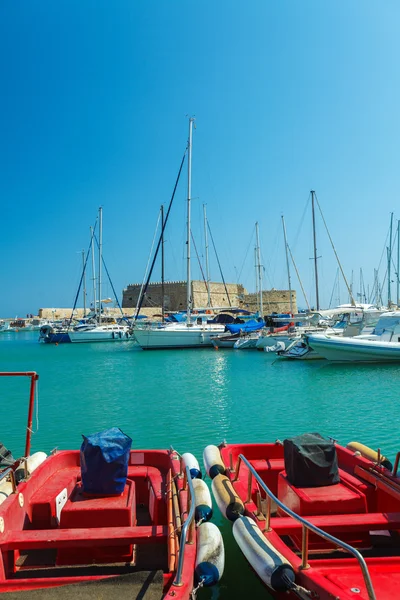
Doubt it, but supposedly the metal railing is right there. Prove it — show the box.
[0,468,17,494]
[173,466,195,587]
[234,454,376,600]
[392,452,400,477]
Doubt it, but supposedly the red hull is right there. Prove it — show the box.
[220,441,400,600]
[0,449,195,598]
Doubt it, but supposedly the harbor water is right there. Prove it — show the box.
[1,331,399,599]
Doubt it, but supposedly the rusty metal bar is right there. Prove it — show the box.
[301,525,310,569]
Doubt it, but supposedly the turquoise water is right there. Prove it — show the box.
[1,332,400,599]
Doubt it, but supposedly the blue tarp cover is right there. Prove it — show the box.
[225,319,265,334]
[80,427,132,495]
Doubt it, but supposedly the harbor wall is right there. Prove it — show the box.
[242,289,297,314]
[122,280,247,311]
[38,307,158,319]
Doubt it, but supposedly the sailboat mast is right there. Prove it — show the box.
[397,220,400,307]
[82,250,87,317]
[388,212,393,307]
[186,118,194,322]
[98,207,103,325]
[281,215,293,314]
[311,190,320,310]
[161,204,165,323]
[90,226,97,318]
[255,222,263,317]
[203,204,211,307]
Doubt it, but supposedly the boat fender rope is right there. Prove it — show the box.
[190,577,204,598]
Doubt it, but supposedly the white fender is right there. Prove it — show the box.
[203,445,225,479]
[211,474,244,521]
[192,478,212,523]
[15,452,47,484]
[233,516,295,592]
[182,453,202,479]
[195,522,224,586]
[0,481,13,506]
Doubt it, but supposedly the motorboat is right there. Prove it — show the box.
[210,318,265,349]
[204,433,400,600]
[306,311,400,362]
[0,372,224,597]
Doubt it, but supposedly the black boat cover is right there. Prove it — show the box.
[283,432,340,487]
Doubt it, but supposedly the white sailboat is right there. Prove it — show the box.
[69,208,132,343]
[134,119,225,349]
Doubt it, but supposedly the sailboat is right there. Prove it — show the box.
[133,119,226,349]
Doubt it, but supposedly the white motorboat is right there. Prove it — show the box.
[306,311,400,362]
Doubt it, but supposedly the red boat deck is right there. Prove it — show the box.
[220,441,400,600]
[0,449,195,599]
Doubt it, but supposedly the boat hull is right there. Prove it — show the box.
[68,329,132,343]
[307,334,400,362]
[134,325,225,349]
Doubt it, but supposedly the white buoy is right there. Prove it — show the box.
[211,474,244,521]
[233,516,295,592]
[182,453,202,479]
[0,481,14,506]
[15,452,47,484]
[195,522,225,586]
[193,478,213,523]
[203,445,225,479]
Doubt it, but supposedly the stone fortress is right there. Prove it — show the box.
[37,281,297,320]
[122,280,297,315]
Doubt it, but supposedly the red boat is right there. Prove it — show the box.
[0,372,202,598]
[204,434,400,600]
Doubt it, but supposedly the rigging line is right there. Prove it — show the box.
[287,243,311,312]
[135,211,162,315]
[237,225,255,283]
[291,194,311,253]
[314,193,356,306]
[93,234,126,319]
[190,230,212,306]
[207,220,232,307]
[135,147,188,320]
[67,219,98,331]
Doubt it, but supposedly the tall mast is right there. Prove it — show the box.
[255,222,263,316]
[281,215,293,314]
[161,204,165,323]
[254,246,259,298]
[203,204,211,307]
[311,190,320,310]
[397,220,400,307]
[90,226,97,318]
[186,118,194,322]
[388,212,393,307]
[98,206,103,325]
[82,250,87,317]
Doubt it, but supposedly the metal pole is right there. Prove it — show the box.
[388,212,393,307]
[397,220,400,306]
[25,373,39,457]
[203,204,211,308]
[311,190,320,310]
[255,222,263,316]
[161,205,165,323]
[90,226,97,318]
[186,118,194,322]
[281,215,293,314]
[82,250,87,317]
[98,207,103,325]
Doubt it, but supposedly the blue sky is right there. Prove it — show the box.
[1,1,400,315]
